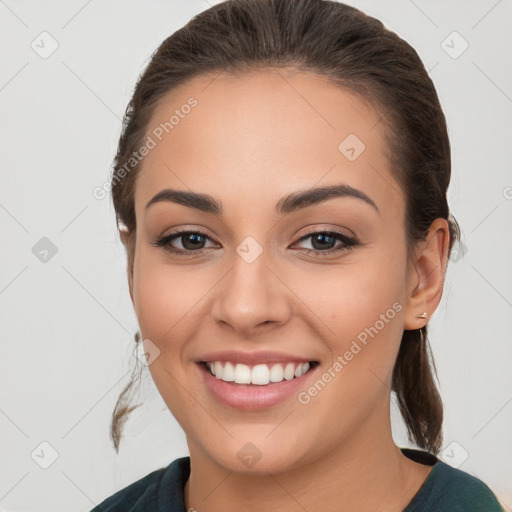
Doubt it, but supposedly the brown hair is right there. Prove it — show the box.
[109,0,460,455]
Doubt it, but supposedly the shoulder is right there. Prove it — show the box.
[89,457,189,512]
[407,460,505,511]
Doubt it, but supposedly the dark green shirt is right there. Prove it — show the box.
[90,448,505,511]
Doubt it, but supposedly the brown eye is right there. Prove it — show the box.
[178,232,208,250]
[293,230,358,255]
[151,229,218,255]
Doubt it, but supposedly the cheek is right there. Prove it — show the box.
[294,249,406,338]
[291,246,407,390]
[133,270,184,345]
[290,258,406,438]
[131,250,209,426]
[132,244,208,341]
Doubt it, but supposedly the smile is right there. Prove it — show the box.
[197,359,320,410]
[204,361,316,385]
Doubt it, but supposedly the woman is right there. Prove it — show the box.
[91,0,505,510]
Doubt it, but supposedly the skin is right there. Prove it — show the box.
[121,67,450,511]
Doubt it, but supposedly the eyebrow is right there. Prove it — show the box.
[145,184,379,216]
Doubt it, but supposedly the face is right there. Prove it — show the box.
[129,68,414,473]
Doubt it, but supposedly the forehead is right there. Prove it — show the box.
[134,67,403,222]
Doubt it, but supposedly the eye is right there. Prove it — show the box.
[291,230,358,255]
[151,229,218,255]
[151,227,359,257]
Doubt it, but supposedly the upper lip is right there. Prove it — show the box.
[196,350,316,366]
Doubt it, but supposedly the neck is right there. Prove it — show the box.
[183,399,432,512]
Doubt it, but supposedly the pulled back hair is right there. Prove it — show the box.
[109,0,460,454]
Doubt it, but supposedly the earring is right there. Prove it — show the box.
[416,312,428,325]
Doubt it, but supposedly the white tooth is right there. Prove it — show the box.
[269,364,284,382]
[284,362,296,380]
[234,363,251,384]
[251,364,270,385]
[223,361,235,381]
[210,360,309,384]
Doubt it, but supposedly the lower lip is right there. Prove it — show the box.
[197,363,318,410]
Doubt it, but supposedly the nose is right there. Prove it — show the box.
[211,248,291,335]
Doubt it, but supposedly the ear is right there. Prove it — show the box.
[403,218,451,330]
[119,229,135,305]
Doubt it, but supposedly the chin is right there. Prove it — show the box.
[199,434,310,475]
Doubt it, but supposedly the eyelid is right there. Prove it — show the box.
[290,228,358,255]
[293,224,356,240]
[157,225,218,242]
[154,227,219,247]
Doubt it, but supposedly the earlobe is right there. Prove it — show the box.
[403,218,451,330]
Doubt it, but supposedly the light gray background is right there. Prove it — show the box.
[1,0,511,510]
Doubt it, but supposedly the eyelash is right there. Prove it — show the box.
[151,227,359,257]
